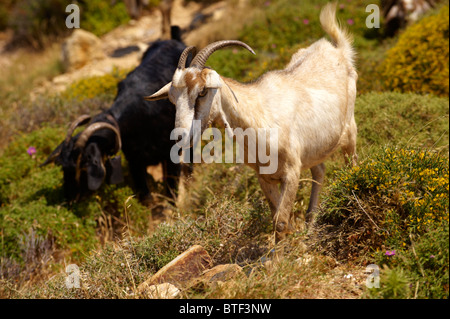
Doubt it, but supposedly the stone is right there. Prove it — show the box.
[138,245,212,291]
[62,29,106,72]
[200,264,243,283]
[139,282,180,299]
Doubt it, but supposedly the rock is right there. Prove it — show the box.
[138,245,212,291]
[201,264,243,283]
[296,254,314,267]
[139,282,180,299]
[62,29,106,72]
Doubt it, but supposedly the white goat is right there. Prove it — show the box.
[146,3,358,243]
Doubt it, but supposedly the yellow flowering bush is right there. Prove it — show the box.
[316,146,449,298]
[62,67,130,102]
[316,147,449,259]
[379,6,449,97]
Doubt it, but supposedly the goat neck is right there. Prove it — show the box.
[216,77,264,133]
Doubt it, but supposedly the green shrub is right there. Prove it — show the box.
[379,6,449,97]
[356,37,397,94]
[81,0,130,37]
[368,223,448,299]
[239,0,369,53]
[7,0,131,48]
[0,127,96,261]
[8,0,69,49]
[0,127,65,205]
[0,126,150,265]
[0,198,98,262]
[354,92,449,151]
[61,67,130,102]
[315,147,448,260]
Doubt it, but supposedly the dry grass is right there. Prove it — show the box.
[3,225,367,299]
[0,42,64,148]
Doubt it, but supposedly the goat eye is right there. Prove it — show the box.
[198,88,208,97]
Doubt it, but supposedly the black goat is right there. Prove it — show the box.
[43,29,189,203]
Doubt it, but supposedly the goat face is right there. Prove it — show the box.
[146,41,255,147]
[42,116,122,202]
[58,142,104,200]
[169,67,222,147]
[83,142,106,191]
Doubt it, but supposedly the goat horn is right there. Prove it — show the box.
[65,114,91,145]
[190,40,255,69]
[75,122,122,154]
[40,115,90,167]
[177,46,197,69]
[40,143,64,167]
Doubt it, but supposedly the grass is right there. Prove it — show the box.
[355,92,449,150]
[0,0,448,299]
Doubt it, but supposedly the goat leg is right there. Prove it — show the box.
[341,117,358,166]
[163,160,182,199]
[272,170,299,244]
[258,176,280,218]
[306,163,326,224]
[129,160,152,204]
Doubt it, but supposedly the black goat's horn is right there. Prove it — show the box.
[40,114,92,167]
[65,114,91,145]
[177,46,196,69]
[75,122,122,154]
[190,40,255,69]
[40,143,64,167]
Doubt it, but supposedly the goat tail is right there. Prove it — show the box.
[320,2,355,66]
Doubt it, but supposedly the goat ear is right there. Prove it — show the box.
[144,82,172,101]
[204,70,222,89]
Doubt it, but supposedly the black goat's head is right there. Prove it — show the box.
[42,115,123,202]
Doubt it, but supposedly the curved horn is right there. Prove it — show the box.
[190,40,255,69]
[40,142,64,167]
[75,122,122,154]
[177,46,196,69]
[65,114,91,145]
[40,114,91,167]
